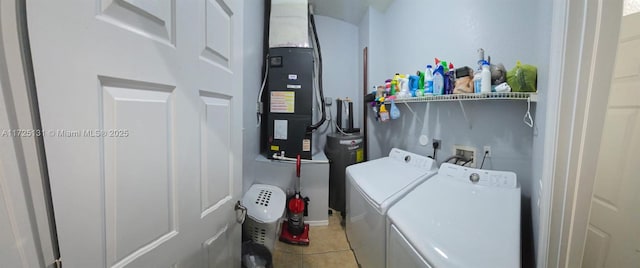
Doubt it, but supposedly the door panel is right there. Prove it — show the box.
[583,12,640,268]
[98,0,175,45]
[27,0,243,266]
[203,0,232,67]
[102,82,177,266]
[200,93,232,217]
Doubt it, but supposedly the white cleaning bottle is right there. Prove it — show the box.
[433,65,445,95]
[481,60,492,93]
[424,65,434,94]
[397,76,411,99]
[473,69,482,93]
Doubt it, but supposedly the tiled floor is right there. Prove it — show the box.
[273,210,358,268]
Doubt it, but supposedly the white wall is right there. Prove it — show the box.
[363,7,387,158]
[241,0,265,193]
[362,1,553,266]
[311,15,360,153]
[531,0,554,262]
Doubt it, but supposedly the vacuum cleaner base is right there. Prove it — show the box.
[279,221,310,245]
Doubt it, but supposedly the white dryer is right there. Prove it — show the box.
[346,148,437,268]
[387,163,521,268]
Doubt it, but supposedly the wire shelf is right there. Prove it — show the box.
[386,92,538,104]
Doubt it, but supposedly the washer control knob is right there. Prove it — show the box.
[470,173,480,183]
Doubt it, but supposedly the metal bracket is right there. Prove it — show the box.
[234,200,247,224]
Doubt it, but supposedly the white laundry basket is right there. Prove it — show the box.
[242,184,286,252]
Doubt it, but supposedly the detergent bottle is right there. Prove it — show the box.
[473,69,482,93]
[379,103,390,122]
[397,75,411,99]
[390,80,397,96]
[481,60,492,93]
[433,65,445,95]
[391,73,401,96]
[424,65,434,94]
[417,71,425,91]
[409,75,420,96]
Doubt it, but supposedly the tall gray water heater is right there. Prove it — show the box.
[324,133,363,215]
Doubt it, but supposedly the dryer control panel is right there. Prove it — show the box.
[388,148,435,171]
[438,163,518,189]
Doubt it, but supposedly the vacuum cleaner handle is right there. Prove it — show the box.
[296,154,301,178]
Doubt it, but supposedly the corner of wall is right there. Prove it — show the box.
[242,0,265,194]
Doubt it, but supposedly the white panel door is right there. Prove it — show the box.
[27,0,243,267]
[582,12,640,268]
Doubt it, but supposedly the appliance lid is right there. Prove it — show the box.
[242,184,287,223]
[387,164,521,268]
[346,148,436,210]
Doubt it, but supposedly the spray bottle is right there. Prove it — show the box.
[417,71,425,93]
[442,61,450,95]
[447,63,455,94]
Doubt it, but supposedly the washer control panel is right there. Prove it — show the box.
[438,163,518,189]
[388,148,435,171]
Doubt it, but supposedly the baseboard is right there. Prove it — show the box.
[305,220,328,226]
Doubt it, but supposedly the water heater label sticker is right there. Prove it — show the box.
[302,139,310,152]
[270,91,295,113]
[288,74,298,80]
[274,120,288,140]
[286,84,301,89]
[339,139,363,145]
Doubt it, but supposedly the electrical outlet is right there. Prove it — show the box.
[483,146,492,157]
[432,139,441,150]
[453,145,476,167]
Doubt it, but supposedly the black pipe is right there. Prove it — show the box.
[348,101,354,131]
[306,12,326,132]
[336,99,342,131]
[260,0,271,154]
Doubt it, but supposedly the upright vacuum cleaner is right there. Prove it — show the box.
[279,155,310,245]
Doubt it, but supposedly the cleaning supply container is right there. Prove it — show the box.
[242,184,286,252]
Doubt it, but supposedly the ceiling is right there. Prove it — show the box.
[308,0,394,25]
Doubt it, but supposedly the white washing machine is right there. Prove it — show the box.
[346,148,437,268]
[386,163,521,268]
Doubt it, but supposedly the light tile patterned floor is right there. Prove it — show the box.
[273,210,358,268]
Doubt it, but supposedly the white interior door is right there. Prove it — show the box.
[582,12,640,268]
[27,0,243,267]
